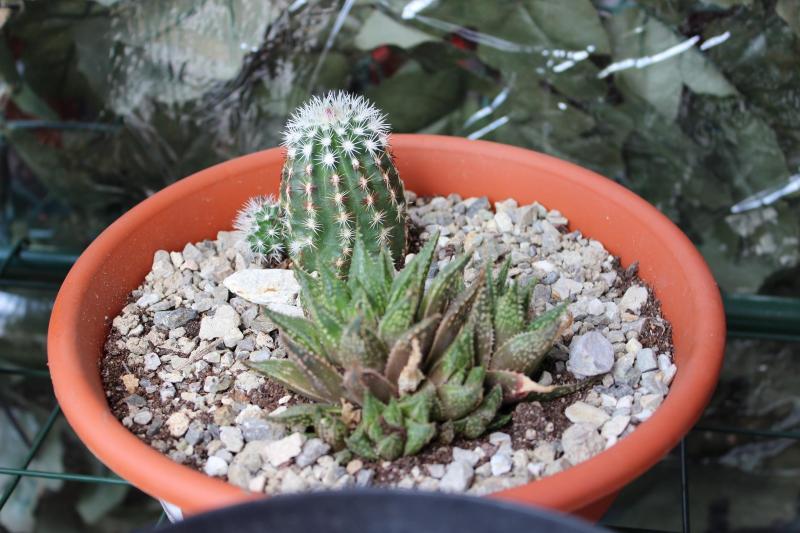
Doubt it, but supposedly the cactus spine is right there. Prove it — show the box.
[236,92,408,272]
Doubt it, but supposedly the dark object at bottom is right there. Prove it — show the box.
[150,489,608,533]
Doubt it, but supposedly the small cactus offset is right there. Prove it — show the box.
[235,92,407,272]
[233,195,284,263]
[249,235,586,459]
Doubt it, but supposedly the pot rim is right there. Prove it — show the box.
[48,134,725,515]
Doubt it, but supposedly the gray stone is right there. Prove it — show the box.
[439,461,474,492]
[262,433,304,467]
[143,352,161,371]
[452,447,480,467]
[280,470,308,493]
[296,438,330,468]
[425,464,445,479]
[185,421,205,445]
[602,415,631,439]
[635,348,658,372]
[152,250,175,279]
[220,426,244,453]
[199,304,241,340]
[154,307,197,330]
[494,211,514,232]
[166,412,189,437]
[490,452,513,476]
[567,331,614,377]
[355,469,374,487]
[241,418,284,442]
[561,423,605,465]
[564,401,610,428]
[203,456,228,477]
[133,410,153,425]
[223,268,300,307]
[620,285,648,314]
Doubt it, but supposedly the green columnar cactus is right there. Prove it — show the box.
[249,234,585,458]
[236,92,407,272]
[234,195,284,263]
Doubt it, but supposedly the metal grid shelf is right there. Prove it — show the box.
[1,241,799,532]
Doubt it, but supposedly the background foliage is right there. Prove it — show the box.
[1,0,799,531]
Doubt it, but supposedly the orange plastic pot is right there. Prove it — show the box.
[48,135,725,520]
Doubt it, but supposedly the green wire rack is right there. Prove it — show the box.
[0,239,799,532]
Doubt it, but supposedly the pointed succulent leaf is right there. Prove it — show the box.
[486,411,513,432]
[349,235,391,314]
[247,359,334,404]
[384,314,441,385]
[376,433,404,460]
[314,411,349,451]
[428,269,484,365]
[382,398,404,428]
[528,302,571,333]
[387,231,438,310]
[436,366,485,420]
[264,401,339,425]
[316,262,351,314]
[467,274,495,368]
[337,315,387,370]
[378,283,423,347]
[453,384,503,439]
[262,308,322,356]
[522,378,598,402]
[420,252,471,318]
[404,419,436,456]
[346,426,379,460]
[283,335,346,403]
[293,267,325,312]
[486,369,564,403]
[490,304,571,375]
[398,385,435,423]
[429,324,475,386]
[494,258,511,299]
[520,279,535,321]
[494,282,526,347]
[342,367,397,405]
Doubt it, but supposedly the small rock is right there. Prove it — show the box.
[241,418,284,442]
[296,438,330,468]
[567,331,614,377]
[154,308,197,330]
[220,426,244,453]
[426,464,445,479]
[625,338,643,354]
[133,410,153,425]
[346,459,363,475]
[166,412,189,437]
[490,452,513,476]
[262,433,304,467]
[601,415,631,439]
[561,423,605,465]
[494,212,514,232]
[203,456,228,477]
[223,269,300,306]
[355,469,374,487]
[440,461,474,492]
[565,401,611,428]
[199,304,241,340]
[620,285,648,314]
[121,373,139,393]
[452,447,480,467]
[143,352,161,371]
[152,250,175,279]
[488,432,511,447]
[635,348,657,372]
[280,470,308,493]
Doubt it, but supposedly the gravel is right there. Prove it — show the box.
[102,192,676,498]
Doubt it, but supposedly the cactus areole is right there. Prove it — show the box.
[237,92,407,273]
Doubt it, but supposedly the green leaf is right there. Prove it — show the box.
[525,0,610,54]
[247,359,331,404]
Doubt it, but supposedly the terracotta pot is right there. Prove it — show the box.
[48,135,725,520]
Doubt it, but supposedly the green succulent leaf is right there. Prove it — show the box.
[261,308,322,356]
[421,252,472,318]
[247,359,333,404]
[453,385,504,439]
[494,282,526,347]
[384,314,441,386]
[428,271,484,365]
[429,324,475,386]
[437,366,485,420]
[404,419,437,456]
[467,275,495,368]
[283,335,346,404]
[337,315,387,371]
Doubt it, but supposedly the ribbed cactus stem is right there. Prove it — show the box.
[234,195,285,263]
[280,92,407,272]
